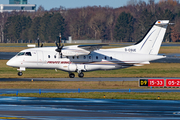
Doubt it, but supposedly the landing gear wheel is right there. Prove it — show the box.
[69,73,75,78]
[78,72,84,78]
[18,72,23,76]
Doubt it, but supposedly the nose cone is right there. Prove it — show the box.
[6,59,15,67]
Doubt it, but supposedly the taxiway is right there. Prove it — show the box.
[0,97,180,120]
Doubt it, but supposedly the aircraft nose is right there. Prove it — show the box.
[6,59,14,67]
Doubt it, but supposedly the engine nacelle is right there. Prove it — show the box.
[62,49,90,56]
[68,64,77,72]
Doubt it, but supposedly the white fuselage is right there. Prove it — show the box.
[6,46,164,73]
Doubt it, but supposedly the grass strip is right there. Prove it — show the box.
[159,46,180,54]
[0,80,178,89]
[0,47,27,52]
[1,92,180,100]
[0,81,140,89]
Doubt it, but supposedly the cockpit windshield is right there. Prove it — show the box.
[17,52,25,56]
[17,52,32,56]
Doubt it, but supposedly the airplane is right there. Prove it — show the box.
[6,20,170,78]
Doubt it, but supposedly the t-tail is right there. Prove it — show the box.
[123,20,170,55]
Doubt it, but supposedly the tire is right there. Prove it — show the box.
[18,72,23,76]
[69,73,75,78]
[78,73,84,78]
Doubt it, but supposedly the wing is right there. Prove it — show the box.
[61,44,109,56]
[78,44,109,52]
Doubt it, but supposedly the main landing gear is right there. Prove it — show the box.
[69,72,84,78]
[18,72,23,76]
[69,73,75,78]
[78,72,84,78]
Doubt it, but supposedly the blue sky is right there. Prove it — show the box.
[0,0,160,10]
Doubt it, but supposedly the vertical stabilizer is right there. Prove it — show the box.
[123,20,169,55]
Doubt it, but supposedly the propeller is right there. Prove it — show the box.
[37,38,43,47]
[55,33,64,58]
[37,38,40,47]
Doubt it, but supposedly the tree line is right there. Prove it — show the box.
[3,12,65,43]
[0,0,180,43]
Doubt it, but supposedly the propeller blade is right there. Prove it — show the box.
[55,41,61,52]
[60,44,63,48]
[55,41,59,48]
[59,33,61,47]
[55,33,64,57]
[41,44,43,47]
[37,38,40,47]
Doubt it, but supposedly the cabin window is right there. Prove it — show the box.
[48,55,50,58]
[66,56,69,58]
[89,56,91,59]
[25,52,32,56]
[54,55,56,58]
[77,56,79,59]
[84,56,86,59]
[96,56,98,59]
[104,56,107,60]
[17,52,25,56]
[110,57,112,60]
[72,56,75,59]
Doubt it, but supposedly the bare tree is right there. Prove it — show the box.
[0,13,9,43]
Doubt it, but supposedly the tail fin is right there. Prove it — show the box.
[124,20,169,55]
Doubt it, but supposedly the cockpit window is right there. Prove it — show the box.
[25,52,32,56]
[17,52,32,56]
[17,52,25,56]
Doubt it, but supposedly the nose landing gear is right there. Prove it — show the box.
[17,67,25,76]
[18,72,23,76]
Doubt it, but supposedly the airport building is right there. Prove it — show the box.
[9,0,27,4]
[0,0,36,13]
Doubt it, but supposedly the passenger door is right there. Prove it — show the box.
[37,51,44,65]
